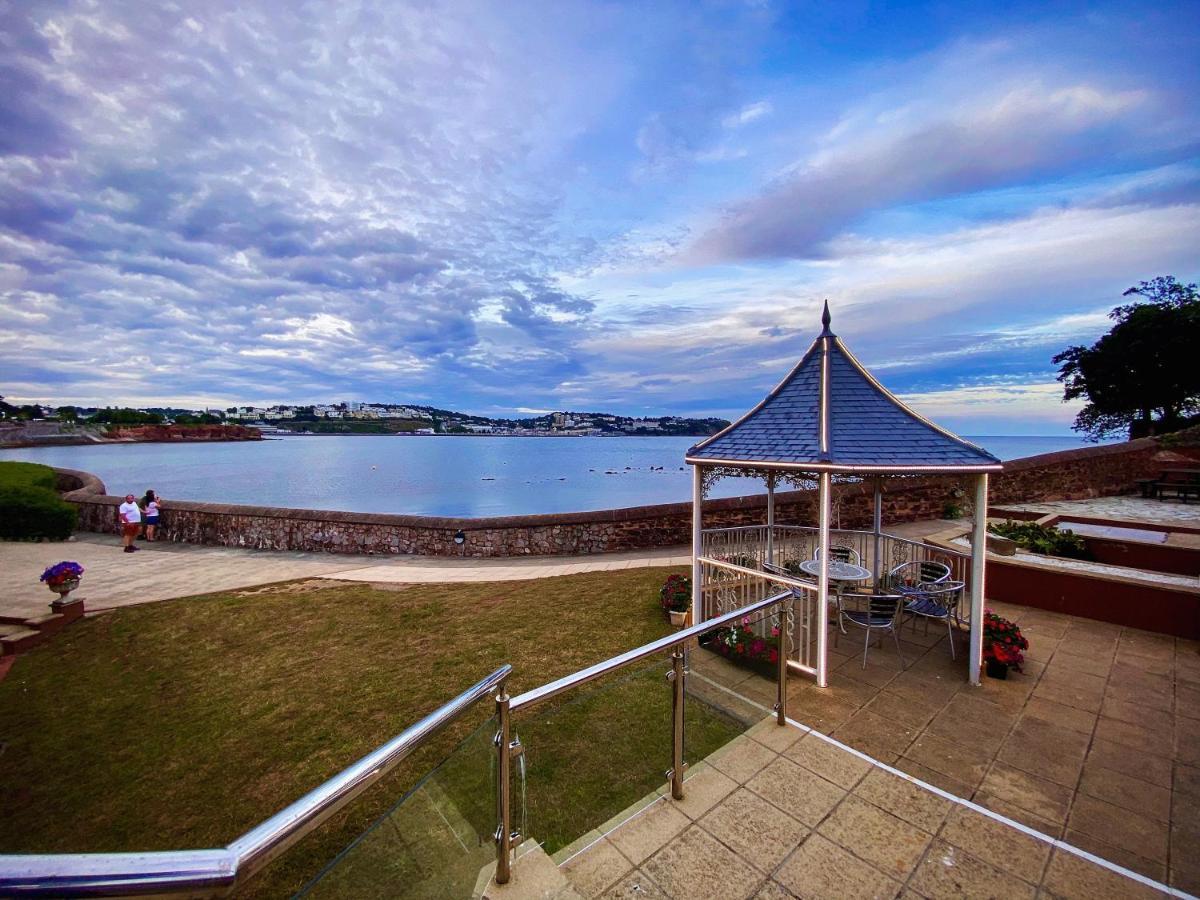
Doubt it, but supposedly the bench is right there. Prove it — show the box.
[1156,482,1200,504]
[1152,468,1200,504]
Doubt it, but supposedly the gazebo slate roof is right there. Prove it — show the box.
[687,305,1002,473]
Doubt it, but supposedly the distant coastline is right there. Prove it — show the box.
[0,422,262,450]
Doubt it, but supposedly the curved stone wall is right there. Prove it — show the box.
[55,437,1187,557]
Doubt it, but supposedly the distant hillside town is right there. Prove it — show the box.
[0,396,729,438]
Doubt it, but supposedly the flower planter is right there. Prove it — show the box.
[985,659,1009,680]
[668,609,688,627]
[46,578,80,599]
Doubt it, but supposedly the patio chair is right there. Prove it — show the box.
[899,580,965,659]
[835,590,906,669]
[886,559,951,590]
[812,545,862,565]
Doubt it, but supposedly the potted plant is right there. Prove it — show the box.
[40,561,84,603]
[982,610,1028,679]
[660,574,692,627]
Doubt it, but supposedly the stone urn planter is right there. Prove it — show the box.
[40,561,85,607]
[47,577,80,601]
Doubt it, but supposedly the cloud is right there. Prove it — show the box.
[722,100,772,129]
[684,64,1183,263]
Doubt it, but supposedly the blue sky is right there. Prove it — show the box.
[1,0,1197,434]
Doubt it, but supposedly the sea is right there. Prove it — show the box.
[0,434,1107,518]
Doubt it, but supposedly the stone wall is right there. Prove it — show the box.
[56,438,1185,558]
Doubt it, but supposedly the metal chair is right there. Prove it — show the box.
[887,559,950,589]
[835,590,906,669]
[813,545,862,565]
[899,580,965,658]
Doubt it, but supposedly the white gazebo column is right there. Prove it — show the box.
[816,471,831,687]
[766,472,776,565]
[872,478,883,585]
[692,464,704,624]
[968,473,989,685]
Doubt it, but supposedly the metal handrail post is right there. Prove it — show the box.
[494,683,513,885]
[775,598,788,725]
[668,648,686,800]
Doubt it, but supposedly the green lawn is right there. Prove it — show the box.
[0,568,745,898]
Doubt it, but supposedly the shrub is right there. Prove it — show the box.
[988,520,1090,560]
[0,461,57,492]
[0,461,76,540]
[0,485,77,540]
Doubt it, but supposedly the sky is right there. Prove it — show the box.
[1,1,1198,435]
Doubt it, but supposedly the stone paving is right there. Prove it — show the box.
[997,495,1200,529]
[0,532,691,619]
[688,603,1200,895]
[482,717,1177,900]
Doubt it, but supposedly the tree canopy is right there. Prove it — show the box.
[1054,276,1200,440]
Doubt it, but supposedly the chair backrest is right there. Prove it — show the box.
[840,591,904,625]
[888,559,950,587]
[813,545,862,565]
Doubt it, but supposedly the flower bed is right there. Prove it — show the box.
[699,616,782,678]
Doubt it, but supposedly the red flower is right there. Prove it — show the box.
[768,649,779,664]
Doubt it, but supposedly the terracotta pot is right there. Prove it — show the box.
[985,659,1009,680]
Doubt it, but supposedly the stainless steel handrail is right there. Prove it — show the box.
[0,665,512,898]
[509,592,788,712]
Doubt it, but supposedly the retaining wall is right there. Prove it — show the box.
[56,438,1183,558]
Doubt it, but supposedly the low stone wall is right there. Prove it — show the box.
[56,438,1183,558]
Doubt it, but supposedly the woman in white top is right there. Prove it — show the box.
[141,490,162,542]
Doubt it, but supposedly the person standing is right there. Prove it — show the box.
[118,493,142,553]
[141,490,162,542]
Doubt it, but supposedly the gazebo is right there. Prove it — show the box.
[686,304,1002,686]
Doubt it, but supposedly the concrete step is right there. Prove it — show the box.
[1,629,42,655]
[25,613,67,636]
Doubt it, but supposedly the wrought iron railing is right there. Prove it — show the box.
[700,525,971,607]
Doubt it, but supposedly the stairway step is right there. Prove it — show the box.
[26,613,64,629]
[1,629,43,655]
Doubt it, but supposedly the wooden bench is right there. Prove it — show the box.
[1153,468,1200,504]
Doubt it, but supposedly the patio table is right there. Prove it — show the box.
[797,559,872,584]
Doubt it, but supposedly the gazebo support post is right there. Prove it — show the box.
[766,472,776,565]
[816,471,831,687]
[871,478,883,585]
[968,473,989,685]
[692,465,704,625]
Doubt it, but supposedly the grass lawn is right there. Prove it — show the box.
[0,567,746,897]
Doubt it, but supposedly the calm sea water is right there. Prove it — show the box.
[0,434,1105,517]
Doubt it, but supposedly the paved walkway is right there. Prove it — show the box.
[996,496,1200,529]
[2,519,960,619]
[0,533,692,619]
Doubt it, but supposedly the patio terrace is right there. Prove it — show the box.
[488,602,1197,899]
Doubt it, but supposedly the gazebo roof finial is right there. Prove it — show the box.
[820,299,832,335]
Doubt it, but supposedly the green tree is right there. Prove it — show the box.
[90,407,165,425]
[1053,276,1200,440]
[55,406,78,422]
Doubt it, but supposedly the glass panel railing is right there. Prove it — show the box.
[297,716,498,900]
[513,652,678,861]
[688,601,783,736]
